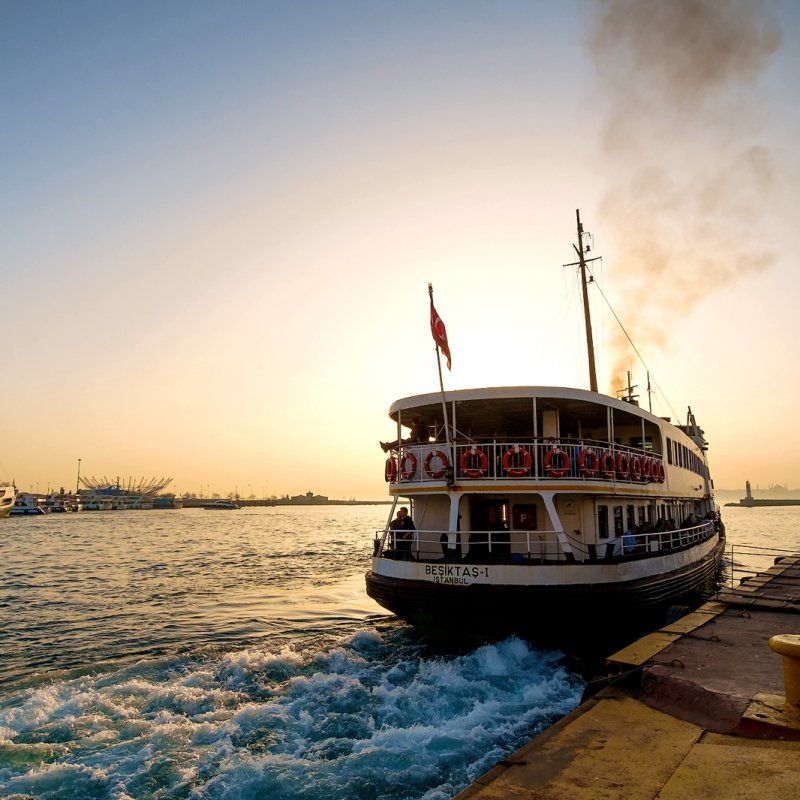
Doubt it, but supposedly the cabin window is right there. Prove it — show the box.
[597,505,609,540]
[613,506,624,536]
[666,438,673,464]
[626,505,636,529]
[638,506,647,525]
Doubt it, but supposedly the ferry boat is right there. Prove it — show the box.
[366,213,725,652]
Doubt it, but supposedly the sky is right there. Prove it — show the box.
[2,0,799,499]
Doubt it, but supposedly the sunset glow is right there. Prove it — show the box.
[3,1,799,499]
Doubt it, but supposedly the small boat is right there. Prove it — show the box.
[0,483,17,518]
[45,490,82,512]
[9,493,48,516]
[202,499,241,510]
[366,212,725,654]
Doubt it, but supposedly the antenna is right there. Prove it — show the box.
[564,210,602,393]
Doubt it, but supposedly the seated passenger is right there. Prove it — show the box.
[389,506,416,559]
[380,417,430,452]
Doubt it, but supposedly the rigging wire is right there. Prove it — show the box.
[584,261,683,423]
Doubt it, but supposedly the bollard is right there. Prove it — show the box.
[768,634,800,712]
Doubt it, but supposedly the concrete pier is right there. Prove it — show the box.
[456,554,800,799]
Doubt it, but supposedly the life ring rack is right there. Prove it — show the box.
[502,446,532,477]
[599,450,616,479]
[424,449,450,480]
[399,452,417,480]
[543,447,570,478]
[577,448,599,478]
[459,447,488,478]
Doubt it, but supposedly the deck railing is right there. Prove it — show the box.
[387,439,665,485]
[374,521,717,565]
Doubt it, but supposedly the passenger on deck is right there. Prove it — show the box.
[623,525,639,555]
[380,417,430,452]
[389,506,416,559]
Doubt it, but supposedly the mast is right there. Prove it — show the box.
[574,210,598,392]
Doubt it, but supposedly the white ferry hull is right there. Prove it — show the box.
[367,534,724,649]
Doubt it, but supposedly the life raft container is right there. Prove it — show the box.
[543,447,570,478]
[424,449,450,480]
[502,446,532,477]
[459,447,488,478]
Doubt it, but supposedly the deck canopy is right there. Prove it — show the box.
[388,386,660,443]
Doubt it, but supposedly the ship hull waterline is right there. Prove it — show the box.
[366,537,725,654]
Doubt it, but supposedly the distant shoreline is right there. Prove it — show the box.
[183,499,391,508]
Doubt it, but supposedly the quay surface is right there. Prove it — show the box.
[456,554,800,799]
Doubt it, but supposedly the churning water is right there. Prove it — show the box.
[0,500,795,799]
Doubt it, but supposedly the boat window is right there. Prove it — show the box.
[613,506,624,536]
[666,438,673,464]
[626,505,635,529]
[638,506,647,525]
[597,505,609,540]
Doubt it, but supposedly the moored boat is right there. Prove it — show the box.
[365,213,725,654]
[9,493,48,516]
[0,483,17,518]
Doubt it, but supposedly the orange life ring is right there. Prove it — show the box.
[400,452,417,480]
[630,455,642,481]
[616,452,630,479]
[424,449,450,480]
[577,448,599,478]
[502,446,532,477]
[543,447,569,478]
[384,458,398,482]
[600,450,616,479]
[459,447,488,478]
[640,456,652,481]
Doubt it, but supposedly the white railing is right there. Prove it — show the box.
[373,521,717,565]
[385,439,665,486]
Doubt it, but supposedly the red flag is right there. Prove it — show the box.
[430,299,451,370]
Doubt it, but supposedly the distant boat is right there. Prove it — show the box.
[0,483,17,518]
[45,490,82,512]
[202,499,240,510]
[9,493,48,516]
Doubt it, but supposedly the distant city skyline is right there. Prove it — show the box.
[3,1,800,499]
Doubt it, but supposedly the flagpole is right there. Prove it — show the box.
[428,283,453,484]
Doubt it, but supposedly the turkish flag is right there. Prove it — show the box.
[430,300,452,370]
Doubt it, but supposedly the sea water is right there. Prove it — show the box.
[0,500,796,799]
